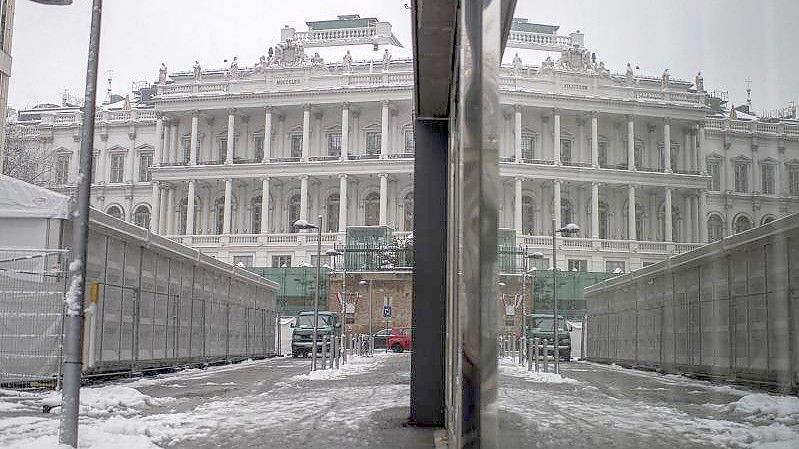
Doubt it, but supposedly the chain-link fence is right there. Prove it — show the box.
[0,249,68,387]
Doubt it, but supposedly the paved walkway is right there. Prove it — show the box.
[1,354,797,448]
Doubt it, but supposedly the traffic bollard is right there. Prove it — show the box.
[534,337,540,372]
[321,336,329,369]
[342,334,347,364]
[543,338,549,373]
[333,336,340,369]
[527,338,533,371]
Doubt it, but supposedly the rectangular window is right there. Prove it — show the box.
[232,255,253,268]
[218,137,227,162]
[560,140,572,162]
[521,135,535,160]
[290,134,303,158]
[404,130,415,154]
[254,136,264,161]
[138,153,153,182]
[567,259,588,272]
[109,154,124,183]
[327,133,342,157]
[606,261,626,274]
[761,164,775,194]
[790,167,799,196]
[55,154,70,185]
[598,141,608,167]
[734,163,749,193]
[366,132,381,155]
[310,254,331,268]
[272,255,291,268]
[182,136,191,162]
[91,154,97,182]
[708,161,721,191]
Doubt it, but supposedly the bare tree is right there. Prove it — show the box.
[1,125,54,185]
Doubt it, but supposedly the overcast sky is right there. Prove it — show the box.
[9,0,798,114]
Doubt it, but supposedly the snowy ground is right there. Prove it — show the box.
[1,354,798,448]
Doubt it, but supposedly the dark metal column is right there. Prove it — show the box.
[410,118,449,426]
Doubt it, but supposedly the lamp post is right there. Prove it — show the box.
[294,216,322,371]
[359,279,373,356]
[325,248,346,334]
[522,251,544,343]
[552,219,580,374]
[40,0,98,446]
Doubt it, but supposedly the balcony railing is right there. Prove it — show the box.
[388,153,415,159]
[309,155,340,162]
[561,161,592,168]
[270,157,301,163]
[347,153,380,160]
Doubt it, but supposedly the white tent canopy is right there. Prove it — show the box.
[0,175,69,219]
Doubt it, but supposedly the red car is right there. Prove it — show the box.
[387,327,413,353]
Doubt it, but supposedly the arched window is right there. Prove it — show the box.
[178,197,200,235]
[251,196,262,233]
[106,205,124,220]
[761,215,776,225]
[326,194,340,232]
[560,198,573,228]
[133,205,151,229]
[522,195,535,235]
[364,192,380,226]
[598,201,609,239]
[734,215,753,234]
[214,197,225,234]
[403,192,414,232]
[288,194,301,232]
[707,215,724,242]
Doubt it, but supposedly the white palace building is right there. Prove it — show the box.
[11,16,799,272]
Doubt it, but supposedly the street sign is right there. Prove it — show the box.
[383,305,392,318]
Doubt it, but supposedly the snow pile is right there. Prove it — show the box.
[289,353,390,381]
[499,358,579,384]
[41,386,171,418]
[728,393,799,426]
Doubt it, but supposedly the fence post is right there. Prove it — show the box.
[543,338,549,372]
[534,337,540,372]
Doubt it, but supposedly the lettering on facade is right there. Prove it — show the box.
[563,83,588,91]
[275,79,301,86]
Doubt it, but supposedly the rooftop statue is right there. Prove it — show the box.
[382,48,392,72]
[695,72,704,92]
[541,56,555,73]
[343,50,353,72]
[229,57,239,79]
[159,63,167,84]
[255,55,267,73]
[661,68,670,89]
[272,38,307,67]
[625,63,634,85]
[512,52,523,76]
[193,61,202,81]
[556,44,593,73]
[597,61,610,78]
[311,52,326,70]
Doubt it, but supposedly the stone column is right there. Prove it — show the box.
[170,121,179,163]
[300,175,309,221]
[591,112,599,167]
[628,184,636,240]
[314,110,323,158]
[277,113,286,158]
[577,118,585,163]
[591,182,599,239]
[647,125,656,170]
[341,102,350,161]
[664,187,673,242]
[379,173,388,225]
[627,115,635,170]
[698,190,707,242]
[381,100,390,159]
[302,104,311,161]
[223,179,233,234]
[553,109,561,165]
[225,109,235,164]
[260,177,270,234]
[166,187,175,234]
[698,122,706,174]
[151,181,161,232]
[514,105,522,161]
[189,111,199,165]
[553,180,562,229]
[338,174,348,231]
[263,107,272,163]
[663,118,672,172]
[514,177,523,233]
[186,180,195,234]
[155,113,164,164]
[682,194,691,242]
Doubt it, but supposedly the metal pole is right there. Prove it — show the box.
[311,215,322,371]
[552,218,560,374]
[59,1,102,445]
[368,280,373,356]
[521,256,527,360]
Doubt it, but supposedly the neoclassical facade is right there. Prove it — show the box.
[12,17,799,272]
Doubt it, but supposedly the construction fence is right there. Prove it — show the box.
[585,213,799,391]
[0,210,279,386]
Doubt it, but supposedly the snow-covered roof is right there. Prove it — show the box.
[0,175,69,219]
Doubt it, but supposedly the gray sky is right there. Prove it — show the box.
[9,0,798,114]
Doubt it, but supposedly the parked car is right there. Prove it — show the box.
[524,313,572,361]
[291,311,341,358]
[387,327,413,353]
[372,328,393,350]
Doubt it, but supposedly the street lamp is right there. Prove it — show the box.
[294,216,322,371]
[552,220,580,374]
[522,251,544,343]
[359,279,373,356]
[325,248,346,334]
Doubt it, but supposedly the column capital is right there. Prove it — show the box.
[338,173,349,180]
[665,186,673,193]
[514,104,522,113]
[590,111,599,119]
[227,108,237,116]
[514,176,524,183]
[241,115,250,124]
[664,117,672,125]
[381,100,390,108]
[628,183,636,190]
[276,112,286,122]
[313,110,324,120]
[591,181,600,187]
[626,114,634,122]
[264,105,273,113]
[553,179,561,186]
[351,108,360,118]
[300,174,309,181]
[342,101,350,110]
[156,111,164,120]
[191,109,200,118]
[552,107,561,116]
[303,103,311,112]
[647,124,657,133]
[697,120,706,129]
[378,172,388,179]
[262,176,271,182]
